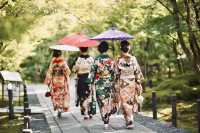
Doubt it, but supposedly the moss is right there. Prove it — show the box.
[142,72,200,133]
[154,73,200,101]
[157,79,188,91]
[0,113,23,133]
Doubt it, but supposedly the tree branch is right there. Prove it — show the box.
[156,0,185,21]
[0,1,8,10]
[156,0,174,14]
[191,0,200,30]
[170,0,192,60]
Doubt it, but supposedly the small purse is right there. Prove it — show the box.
[45,85,51,97]
[45,91,51,97]
[138,95,144,105]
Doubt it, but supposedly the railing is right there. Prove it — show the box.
[151,91,200,133]
[0,83,24,106]
[22,84,32,133]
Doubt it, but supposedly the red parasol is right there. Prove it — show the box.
[58,33,98,47]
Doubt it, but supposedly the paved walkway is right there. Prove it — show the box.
[26,78,190,133]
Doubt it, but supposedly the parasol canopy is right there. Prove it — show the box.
[58,33,98,47]
[49,44,79,51]
[91,27,133,41]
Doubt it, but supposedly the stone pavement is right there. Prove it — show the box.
[27,78,190,133]
[32,84,155,133]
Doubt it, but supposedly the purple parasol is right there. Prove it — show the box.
[91,27,134,40]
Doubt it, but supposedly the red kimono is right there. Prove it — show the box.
[45,57,71,112]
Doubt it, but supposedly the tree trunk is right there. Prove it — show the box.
[184,0,200,74]
[184,0,200,55]
[156,0,186,21]
[172,40,183,73]
[170,0,192,61]
[145,38,150,79]
[191,0,200,30]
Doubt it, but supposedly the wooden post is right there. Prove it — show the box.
[197,99,200,133]
[24,108,31,116]
[24,101,29,113]
[152,91,157,119]
[24,84,28,102]
[24,95,28,104]
[171,95,177,127]
[8,84,14,120]
[2,81,4,102]
[18,82,21,105]
[24,94,28,104]
[24,116,31,129]
[24,84,29,113]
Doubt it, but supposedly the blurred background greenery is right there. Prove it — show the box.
[0,0,200,132]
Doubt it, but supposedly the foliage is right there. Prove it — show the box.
[67,52,79,70]
[0,41,17,70]
[0,0,199,82]
[0,113,23,133]
[0,1,199,132]
[143,73,200,132]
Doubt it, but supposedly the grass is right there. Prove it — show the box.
[0,96,24,132]
[142,72,200,133]
[143,90,198,133]
[0,113,23,133]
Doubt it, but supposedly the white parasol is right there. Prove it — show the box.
[49,44,79,51]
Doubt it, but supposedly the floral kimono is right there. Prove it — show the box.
[73,55,94,117]
[45,57,71,112]
[115,54,143,125]
[89,54,116,124]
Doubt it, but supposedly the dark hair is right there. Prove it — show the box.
[120,40,130,53]
[98,41,109,53]
[53,50,62,57]
[79,47,88,53]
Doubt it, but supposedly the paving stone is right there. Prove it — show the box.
[28,83,190,133]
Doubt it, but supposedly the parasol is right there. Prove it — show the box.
[49,44,79,51]
[91,27,134,56]
[58,33,98,47]
[91,27,133,41]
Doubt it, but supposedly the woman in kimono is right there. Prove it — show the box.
[73,47,94,120]
[45,50,71,118]
[89,41,116,129]
[115,40,143,129]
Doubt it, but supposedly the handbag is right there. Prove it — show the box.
[135,83,144,111]
[45,85,51,97]
[45,91,51,97]
[138,95,144,105]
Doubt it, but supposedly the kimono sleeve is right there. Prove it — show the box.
[114,57,121,81]
[72,57,80,73]
[88,58,97,84]
[63,61,71,77]
[133,56,144,83]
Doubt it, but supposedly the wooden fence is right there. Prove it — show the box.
[151,91,200,133]
[22,84,32,133]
